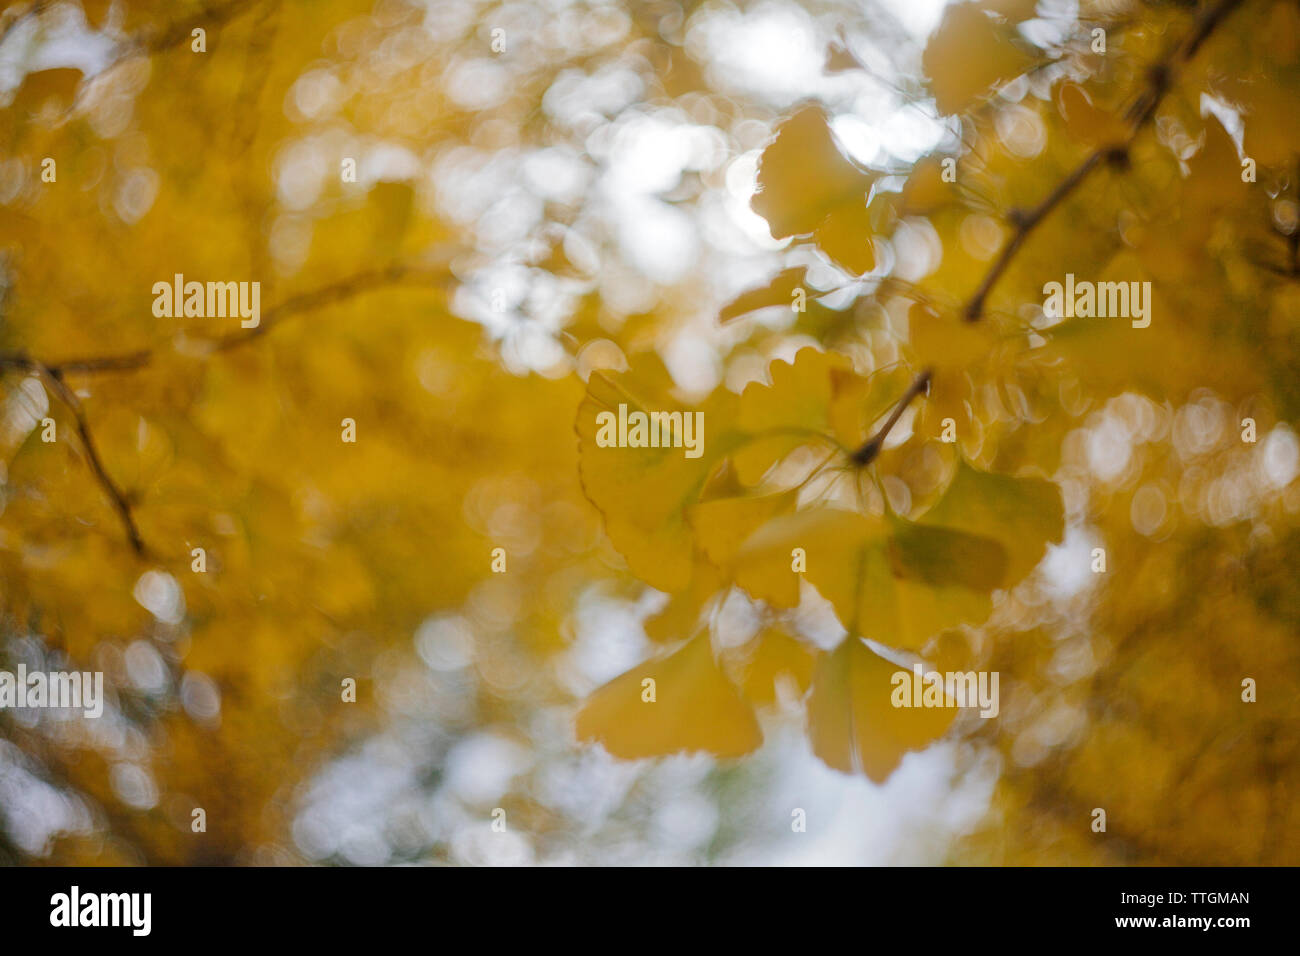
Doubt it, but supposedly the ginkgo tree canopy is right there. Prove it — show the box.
[0,0,1297,866]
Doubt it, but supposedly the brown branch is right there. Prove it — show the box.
[104,0,256,70]
[1289,157,1300,277]
[0,263,453,555]
[0,262,453,376]
[964,0,1248,321]
[227,0,281,276]
[964,148,1113,321]
[210,262,451,353]
[850,367,933,465]
[25,2,264,126]
[1,356,146,555]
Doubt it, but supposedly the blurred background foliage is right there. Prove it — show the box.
[0,0,1297,865]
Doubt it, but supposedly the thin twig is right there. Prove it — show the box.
[4,356,146,555]
[211,263,450,352]
[965,148,1112,321]
[1289,157,1299,277]
[0,263,453,554]
[106,0,256,69]
[0,263,453,376]
[850,367,933,465]
[964,0,1248,321]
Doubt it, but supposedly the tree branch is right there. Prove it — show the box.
[104,0,257,71]
[850,367,933,465]
[2,356,145,555]
[0,262,453,376]
[1289,157,1299,277]
[211,262,452,353]
[964,0,1248,321]
[0,263,452,554]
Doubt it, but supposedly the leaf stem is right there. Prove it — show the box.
[850,367,933,466]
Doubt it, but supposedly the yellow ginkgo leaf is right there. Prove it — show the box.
[710,506,1000,648]
[751,105,877,240]
[738,346,883,451]
[732,433,815,486]
[730,348,854,483]
[908,301,1004,444]
[691,488,801,571]
[915,459,1063,582]
[807,636,956,780]
[9,68,83,117]
[814,197,877,276]
[711,461,1061,647]
[1233,77,1300,168]
[739,347,845,434]
[1185,114,1254,214]
[576,371,746,592]
[1055,83,1128,148]
[575,634,763,759]
[719,267,809,323]
[900,156,956,215]
[922,2,1036,115]
[643,557,726,644]
[729,626,819,706]
[1036,248,1257,404]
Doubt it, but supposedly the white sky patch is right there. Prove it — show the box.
[1200,92,1245,150]
[722,150,788,249]
[132,570,185,625]
[0,741,95,856]
[878,103,948,162]
[831,113,883,166]
[687,2,830,105]
[721,727,998,865]
[1260,426,1300,490]
[601,112,714,195]
[891,0,954,39]
[610,194,699,284]
[662,326,721,395]
[0,5,115,97]
[357,142,421,186]
[1019,0,1080,51]
[1040,526,1099,601]
[1086,415,1134,483]
[443,732,533,805]
[559,586,655,695]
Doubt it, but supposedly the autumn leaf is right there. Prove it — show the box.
[719,267,808,324]
[922,2,1037,115]
[807,636,956,780]
[575,634,763,759]
[702,462,1062,648]
[751,105,878,245]
[728,626,818,706]
[1055,83,1128,148]
[576,370,745,592]
[914,460,1063,583]
[4,0,1299,865]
